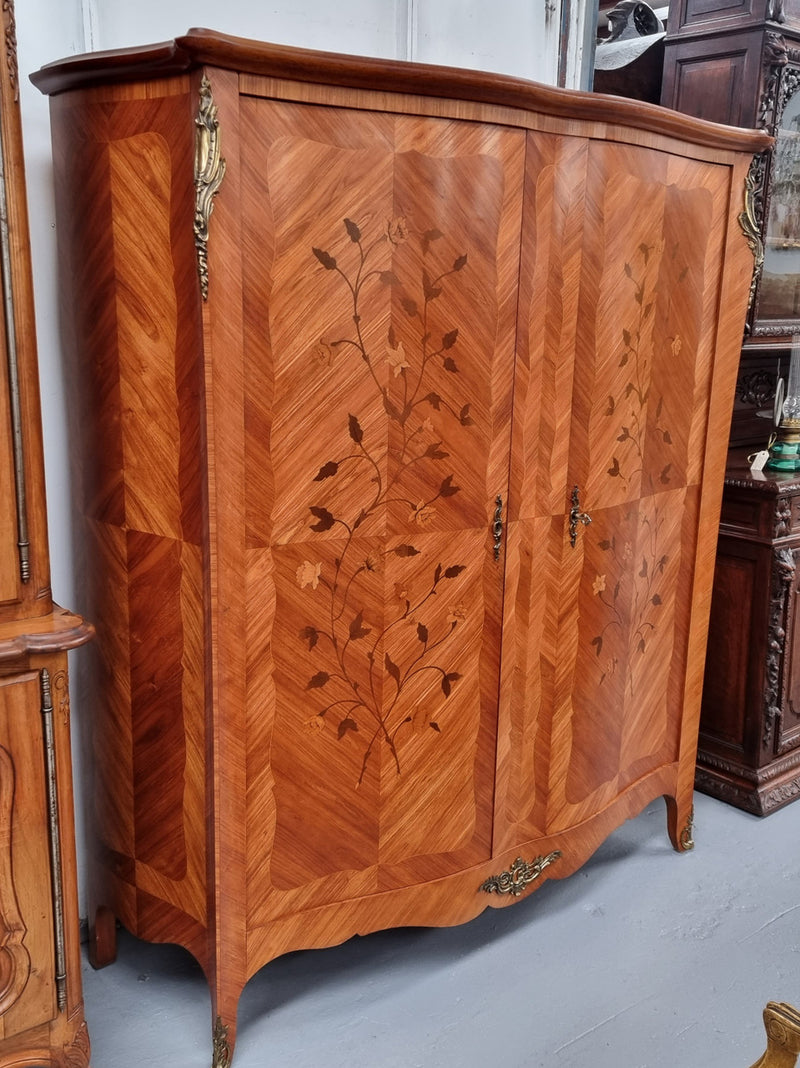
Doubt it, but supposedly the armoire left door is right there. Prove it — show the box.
[237,97,526,962]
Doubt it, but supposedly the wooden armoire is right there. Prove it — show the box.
[32,29,770,1065]
[0,2,93,1066]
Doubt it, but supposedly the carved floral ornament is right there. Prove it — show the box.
[1,0,17,99]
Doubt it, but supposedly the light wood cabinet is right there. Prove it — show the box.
[32,29,770,1065]
[0,2,92,1065]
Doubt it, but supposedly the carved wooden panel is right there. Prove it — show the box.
[777,546,800,752]
[699,453,800,813]
[0,672,55,1041]
[661,28,765,128]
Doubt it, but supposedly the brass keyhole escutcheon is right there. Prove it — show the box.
[569,485,592,548]
[493,495,503,560]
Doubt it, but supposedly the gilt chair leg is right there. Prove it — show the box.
[748,1003,800,1068]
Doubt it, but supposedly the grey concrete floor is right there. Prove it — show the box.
[81,791,800,1067]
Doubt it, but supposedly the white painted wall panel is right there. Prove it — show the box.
[413,0,561,82]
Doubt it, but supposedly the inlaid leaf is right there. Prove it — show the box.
[348,413,363,444]
[660,464,672,484]
[314,461,339,481]
[380,271,399,286]
[608,457,621,478]
[401,296,419,316]
[453,254,467,271]
[443,357,459,373]
[306,671,330,689]
[606,396,616,415]
[344,218,361,242]
[426,392,442,410]
[338,717,359,739]
[591,635,603,656]
[444,565,465,579]
[300,626,319,650]
[459,404,473,426]
[441,671,461,696]
[424,443,449,459]
[663,430,672,444]
[313,247,337,270]
[442,329,459,350]
[423,271,442,301]
[417,622,429,644]
[617,427,630,442]
[349,611,371,639]
[309,506,335,532]
[429,721,441,732]
[394,544,420,557]
[439,475,459,497]
[422,228,443,255]
[652,594,662,606]
[385,653,401,683]
[640,558,649,578]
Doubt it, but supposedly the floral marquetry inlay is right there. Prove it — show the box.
[587,240,691,695]
[297,216,476,785]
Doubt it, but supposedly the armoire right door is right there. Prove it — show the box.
[494,130,746,853]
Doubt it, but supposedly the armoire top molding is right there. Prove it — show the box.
[30,26,772,155]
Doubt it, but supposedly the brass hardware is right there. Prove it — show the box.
[212,1016,232,1068]
[0,84,29,582]
[492,495,503,560]
[568,485,592,548]
[749,1002,800,1068]
[194,74,226,301]
[40,669,67,1011]
[739,152,767,313]
[679,806,695,852]
[480,850,561,897]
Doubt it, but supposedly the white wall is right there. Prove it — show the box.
[15,0,568,914]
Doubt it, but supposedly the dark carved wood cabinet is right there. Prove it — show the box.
[32,29,769,1066]
[0,2,92,1066]
[663,0,800,350]
[699,452,800,813]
